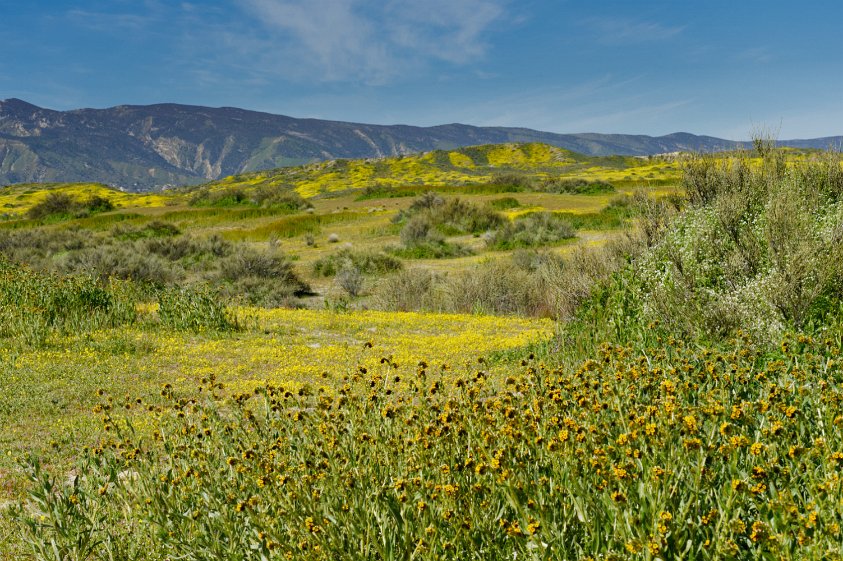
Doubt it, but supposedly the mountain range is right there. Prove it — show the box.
[1,98,840,191]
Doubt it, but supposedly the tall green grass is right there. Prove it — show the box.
[0,260,137,345]
[223,212,360,241]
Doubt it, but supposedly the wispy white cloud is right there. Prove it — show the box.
[65,9,155,31]
[583,17,684,45]
[384,0,505,64]
[737,47,773,64]
[557,98,695,133]
[239,0,507,83]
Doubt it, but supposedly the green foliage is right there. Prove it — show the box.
[395,193,505,235]
[486,173,532,191]
[539,177,616,195]
[112,220,181,241]
[487,211,576,250]
[26,192,115,220]
[0,259,137,345]
[157,286,237,332]
[14,335,843,560]
[355,185,421,201]
[189,185,312,211]
[216,247,311,306]
[569,147,843,348]
[487,197,521,210]
[389,239,472,260]
[312,248,403,277]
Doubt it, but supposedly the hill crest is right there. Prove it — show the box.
[2,99,840,191]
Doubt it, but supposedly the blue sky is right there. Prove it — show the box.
[1,0,840,138]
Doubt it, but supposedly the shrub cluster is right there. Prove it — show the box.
[26,193,115,220]
[312,248,403,277]
[486,211,575,250]
[374,250,569,317]
[0,221,310,308]
[487,174,616,195]
[570,147,843,347]
[395,193,505,235]
[540,177,615,195]
[189,185,312,211]
[389,193,503,259]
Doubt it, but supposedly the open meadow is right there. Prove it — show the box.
[1,143,843,559]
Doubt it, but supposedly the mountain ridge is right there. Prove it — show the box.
[1,98,840,191]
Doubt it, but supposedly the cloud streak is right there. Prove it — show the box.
[583,17,684,45]
[240,0,507,83]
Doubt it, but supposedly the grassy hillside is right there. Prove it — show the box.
[192,142,681,198]
[2,143,843,559]
[0,183,178,219]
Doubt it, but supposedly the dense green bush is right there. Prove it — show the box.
[189,185,312,211]
[540,177,615,195]
[486,174,615,195]
[112,220,181,241]
[569,147,843,347]
[312,248,403,277]
[216,247,311,306]
[26,193,115,220]
[487,197,521,210]
[391,215,471,259]
[395,193,505,235]
[157,286,237,332]
[486,173,534,191]
[487,211,575,249]
[0,259,137,345]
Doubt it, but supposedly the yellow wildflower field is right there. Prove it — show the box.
[0,307,553,500]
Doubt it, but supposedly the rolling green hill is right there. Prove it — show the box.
[4,98,836,191]
[190,142,680,199]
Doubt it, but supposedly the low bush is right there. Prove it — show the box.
[26,193,115,220]
[188,187,249,207]
[372,267,444,311]
[217,247,311,306]
[395,194,505,235]
[487,212,575,250]
[445,260,546,316]
[55,245,183,286]
[568,146,843,347]
[486,173,534,191]
[388,241,471,260]
[0,227,88,269]
[312,248,403,277]
[189,185,312,211]
[142,234,232,264]
[487,197,521,210]
[539,178,615,195]
[335,262,364,297]
[157,286,237,332]
[112,221,181,241]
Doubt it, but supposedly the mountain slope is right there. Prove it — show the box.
[1,98,839,190]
